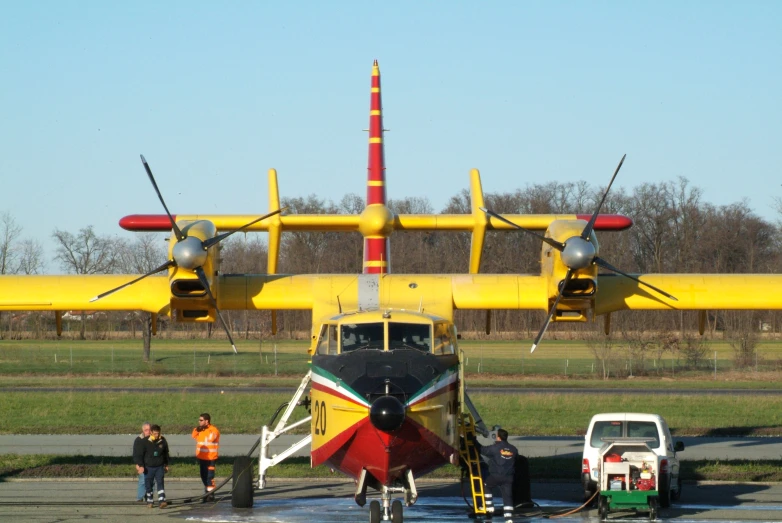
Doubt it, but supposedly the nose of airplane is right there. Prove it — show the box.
[369,395,406,432]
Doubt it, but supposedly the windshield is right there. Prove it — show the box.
[388,322,431,352]
[341,322,384,352]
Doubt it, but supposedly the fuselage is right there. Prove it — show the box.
[310,309,460,487]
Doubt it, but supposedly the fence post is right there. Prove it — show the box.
[714,350,717,380]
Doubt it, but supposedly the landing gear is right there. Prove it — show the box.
[360,469,416,522]
[368,498,404,523]
[369,500,381,523]
[391,500,403,523]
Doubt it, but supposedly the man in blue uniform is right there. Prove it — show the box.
[479,428,518,523]
[136,424,170,508]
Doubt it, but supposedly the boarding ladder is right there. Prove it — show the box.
[459,411,487,515]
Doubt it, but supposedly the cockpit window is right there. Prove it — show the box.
[316,324,338,355]
[432,323,455,355]
[388,322,431,352]
[341,322,385,352]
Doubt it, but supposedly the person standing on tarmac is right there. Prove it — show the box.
[133,422,151,502]
[192,412,220,501]
[136,424,170,509]
[479,428,518,523]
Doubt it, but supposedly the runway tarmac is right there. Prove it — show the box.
[3,434,782,461]
[4,435,782,522]
[3,478,782,523]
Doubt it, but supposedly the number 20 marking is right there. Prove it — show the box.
[314,400,327,436]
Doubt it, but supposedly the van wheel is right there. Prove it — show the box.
[584,488,597,506]
[658,475,671,508]
[671,475,682,501]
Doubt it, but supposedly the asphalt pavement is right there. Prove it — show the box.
[3,478,782,522]
[3,434,782,460]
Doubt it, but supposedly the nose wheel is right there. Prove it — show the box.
[368,499,404,523]
[391,499,403,523]
[369,500,381,523]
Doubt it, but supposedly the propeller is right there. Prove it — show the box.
[482,154,677,353]
[91,154,286,353]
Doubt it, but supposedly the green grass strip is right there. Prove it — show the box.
[3,390,781,436]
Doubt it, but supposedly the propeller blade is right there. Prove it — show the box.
[89,260,175,302]
[140,155,185,242]
[531,269,573,353]
[195,266,237,353]
[202,207,288,250]
[594,257,678,301]
[481,207,566,251]
[581,154,626,242]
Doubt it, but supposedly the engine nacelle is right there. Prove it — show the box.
[540,219,598,322]
[167,220,220,323]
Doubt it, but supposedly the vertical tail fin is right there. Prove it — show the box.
[363,59,390,274]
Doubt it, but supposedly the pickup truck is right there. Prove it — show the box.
[582,413,685,508]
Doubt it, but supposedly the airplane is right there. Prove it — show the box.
[3,60,782,523]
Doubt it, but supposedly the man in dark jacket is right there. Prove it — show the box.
[479,428,518,523]
[136,424,170,508]
[132,422,151,501]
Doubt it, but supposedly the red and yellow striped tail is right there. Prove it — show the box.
[363,59,390,274]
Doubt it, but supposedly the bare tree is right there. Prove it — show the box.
[0,212,22,275]
[117,233,167,361]
[220,234,271,339]
[16,239,44,275]
[52,226,121,340]
[723,311,760,369]
[587,331,616,380]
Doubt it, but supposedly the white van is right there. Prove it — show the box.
[581,413,685,507]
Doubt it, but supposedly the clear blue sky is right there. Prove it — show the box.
[1,2,780,271]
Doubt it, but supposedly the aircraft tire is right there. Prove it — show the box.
[369,500,381,523]
[391,499,403,523]
[231,457,254,508]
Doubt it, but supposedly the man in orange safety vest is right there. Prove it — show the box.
[192,412,220,500]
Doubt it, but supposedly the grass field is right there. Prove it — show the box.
[2,337,782,378]
[2,390,782,436]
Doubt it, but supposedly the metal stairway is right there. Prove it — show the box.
[459,411,487,516]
